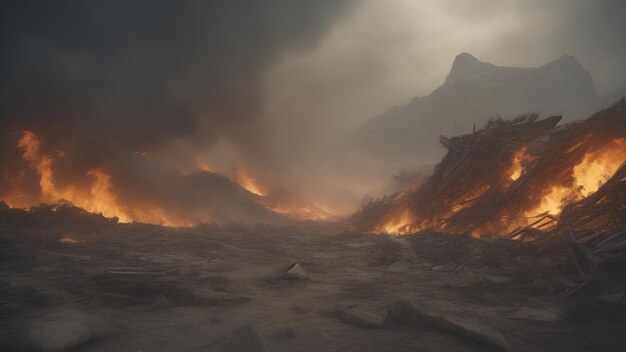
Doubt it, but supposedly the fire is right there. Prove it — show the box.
[86,169,132,222]
[366,135,626,237]
[377,208,415,235]
[573,140,626,197]
[8,130,134,222]
[262,199,336,221]
[526,138,626,217]
[236,168,265,196]
[508,147,531,181]
[196,159,212,172]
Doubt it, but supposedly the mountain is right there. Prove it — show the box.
[350,53,599,163]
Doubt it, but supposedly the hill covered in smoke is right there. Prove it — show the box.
[350,53,624,164]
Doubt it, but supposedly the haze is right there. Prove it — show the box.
[1,0,625,222]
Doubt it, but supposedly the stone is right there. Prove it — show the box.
[387,299,510,351]
[283,262,308,281]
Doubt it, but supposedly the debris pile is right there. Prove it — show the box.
[352,98,626,293]
[353,98,626,236]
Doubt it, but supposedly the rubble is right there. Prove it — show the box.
[353,98,626,296]
[387,299,511,351]
[282,262,309,281]
[1,179,626,350]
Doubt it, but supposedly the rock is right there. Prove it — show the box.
[27,309,114,351]
[387,299,510,351]
[329,308,386,329]
[229,324,267,352]
[283,262,308,281]
[509,307,561,322]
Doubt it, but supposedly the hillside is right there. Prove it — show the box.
[350,53,599,162]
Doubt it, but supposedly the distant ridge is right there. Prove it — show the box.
[350,53,609,164]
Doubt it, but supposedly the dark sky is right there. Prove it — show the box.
[1,0,625,216]
[0,0,355,153]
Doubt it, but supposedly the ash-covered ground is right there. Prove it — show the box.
[1,205,625,352]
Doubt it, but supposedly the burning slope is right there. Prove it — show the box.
[1,130,334,225]
[352,98,626,237]
[11,131,133,223]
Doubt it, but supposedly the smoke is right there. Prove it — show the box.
[1,1,625,221]
[0,1,356,221]
[255,0,626,212]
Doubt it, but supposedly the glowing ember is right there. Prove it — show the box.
[237,168,265,196]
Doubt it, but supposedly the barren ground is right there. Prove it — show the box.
[1,218,625,351]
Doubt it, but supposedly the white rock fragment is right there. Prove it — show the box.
[283,262,308,280]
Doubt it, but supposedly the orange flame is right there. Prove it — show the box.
[508,147,531,181]
[236,168,265,196]
[526,138,626,217]
[13,130,134,222]
[196,159,212,172]
[370,137,626,237]
[376,207,415,235]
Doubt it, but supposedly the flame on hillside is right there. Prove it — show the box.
[2,130,340,225]
[15,130,131,222]
[525,138,626,217]
[3,130,187,226]
[236,168,266,196]
[373,138,626,236]
[355,104,626,238]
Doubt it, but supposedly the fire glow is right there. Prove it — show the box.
[236,168,266,196]
[525,138,626,217]
[374,137,626,236]
[2,130,338,225]
[15,130,132,222]
[4,130,187,226]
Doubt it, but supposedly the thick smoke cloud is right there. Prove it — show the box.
[0,1,354,150]
[1,0,625,221]
[0,0,356,221]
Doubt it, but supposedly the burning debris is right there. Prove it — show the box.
[352,98,626,238]
[351,98,626,297]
